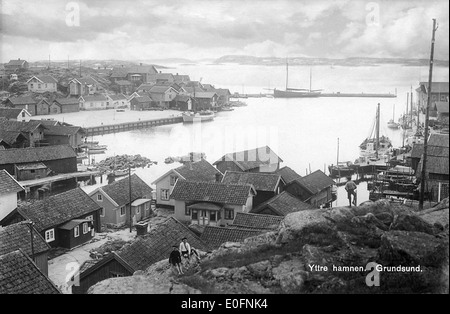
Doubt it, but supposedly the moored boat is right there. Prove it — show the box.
[328,161,356,178]
[182,110,215,123]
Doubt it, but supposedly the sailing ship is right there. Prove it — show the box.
[387,104,400,129]
[328,138,355,178]
[273,60,322,98]
[352,103,393,174]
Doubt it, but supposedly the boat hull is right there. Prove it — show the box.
[273,89,321,98]
[328,166,355,178]
[182,112,215,123]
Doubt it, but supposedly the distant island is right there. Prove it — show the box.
[213,55,450,67]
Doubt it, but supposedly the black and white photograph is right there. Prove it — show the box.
[0,0,448,297]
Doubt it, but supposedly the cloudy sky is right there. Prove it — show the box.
[0,0,448,63]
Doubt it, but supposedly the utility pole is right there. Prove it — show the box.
[419,18,438,210]
[375,103,380,159]
[129,166,133,233]
[410,86,413,130]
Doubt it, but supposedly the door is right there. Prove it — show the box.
[200,210,209,226]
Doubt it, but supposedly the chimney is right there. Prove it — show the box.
[215,173,223,182]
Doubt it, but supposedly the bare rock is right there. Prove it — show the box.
[272,259,308,293]
[390,212,436,235]
[418,207,449,230]
[247,260,272,278]
[379,230,448,267]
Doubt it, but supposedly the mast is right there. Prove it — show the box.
[419,18,438,210]
[375,103,380,159]
[285,58,289,90]
[410,86,413,129]
[406,93,409,128]
[337,138,340,178]
[309,68,312,92]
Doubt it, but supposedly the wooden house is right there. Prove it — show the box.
[4,59,29,74]
[170,94,193,111]
[193,92,218,110]
[44,125,86,149]
[250,191,313,216]
[148,85,178,108]
[0,107,31,122]
[14,162,48,181]
[221,170,284,207]
[130,94,152,111]
[126,64,158,83]
[276,166,303,184]
[69,77,102,97]
[72,217,207,294]
[151,159,222,208]
[0,222,51,276]
[51,98,80,114]
[170,180,256,226]
[0,170,24,221]
[89,174,153,228]
[106,94,129,109]
[435,101,449,126]
[0,145,77,177]
[0,129,28,149]
[114,80,134,95]
[0,188,102,250]
[36,99,52,115]
[0,250,60,294]
[416,82,449,110]
[0,119,47,147]
[214,88,232,107]
[213,146,283,174]
[79,94,108,110]
[4,96,37,115]
[27,75,58,93]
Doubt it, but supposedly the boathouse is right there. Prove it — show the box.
[213,146,283,174]
[152,159,222,208]
[170,180,256,226]
[4,96,37,115]
[79,94,109,110]
[0,129,28,149]
[250,191,313,216]
[130,94,152,111]
[0,188,102,250]
[51,98,80,114]
[0,119,47,147]
[0,107,31,122]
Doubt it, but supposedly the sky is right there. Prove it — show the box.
[0,0,449,63]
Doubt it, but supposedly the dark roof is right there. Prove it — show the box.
[428,134,449,148]
[213,146,283,171]
[44,125,84,136]
[0,223,50,256]
[128,65,158,75]
[170,180,254,205]
[0,170,23,195]
[251,191,314,216]
[0,129,25,146]
[231,212,283,229]
[411,143,449,159]
[28,75,58,84]
[435,101,449,114]
[78,259,99,274]
[114,80,132,86]
[221,171,282,192]
[6,96,36,106]
[419,155,449,175]
[0,108,25,119]
[117,217,208,271]
[194,92,218,99]
[410,143,424,159]
[0,119,45,133]
[15,188,101,232]
[174,94,192,102]
[136,83,154,91]
[200,226,264,250]
[108,94,127,101]
[0,250,60,294]
[0,145,76,165]
[149,85,174,94]
[276,166,302,184]
[7,59,27,66]
[53,98,79,106]
[296,170,335,194]
[71,77,99,86]
[419,82,449,94]
[214,88,232,96]
[131,95,152,103]
[100,174,153,207]
[80,94,108,102]
[174,159,221,182]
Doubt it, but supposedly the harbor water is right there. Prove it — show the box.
[83,63,449,207]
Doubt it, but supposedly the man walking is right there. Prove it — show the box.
[344,176,357,207]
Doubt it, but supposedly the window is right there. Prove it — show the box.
[169,175,178,186]
[160,189,170,201]
[86,215,93,221]
[192,209,198,220]
[120,206,126,216]
[30,169,35,173]
[210,211,217,222]
[74,226,80,237]
[110,271,125,278]
[38,84,41,89]
[83,223,88,234]
[97,194,103,201]
[441,95,447,101]
[224,209,234,220]
[22,112,25,117]
[30,83,33,88]
[100,208,105,217]
[185,204,190,216]
[45,229,55,242]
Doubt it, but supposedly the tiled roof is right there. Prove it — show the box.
[6,96,36,105]
[231,212,283,229]
[251,191,313,216]
[419,82,449,93]
[214,88,231,96]
[44,125,84,136]
[149,85,174,94]
[132,95,152,103]
[78,259,99,274]
[410,144,424,159]
[80,94,108,102]
[29,75,57,84]
[0,119,45,133]
[200,226,265,250]
[16,188,101,232]
[428,134,449,148]
[100,174,153,207]
[0,223,50,256]
[297,170,335,193]
[53,98,79,106]
[118,217,208,271]
[175,159,221,182]
[194,92,217,99]
[276,166,302,184]
[0,108,24,119]
[221,171,281,192]
[435,101,449,114]
[170,180,254,205]
[71,77,99,86]
[108,94,128,101]
[0,250,61,294]
[0,170,24,195]
[136,83,154,91]
[7,59,27,66]
[411,143,449,159]
[128,65,158,75]
[114,80,132,85]
[0,129,25,146]
[30,119,59,126]
[418,155,449,175]
[174,94,192,102]
[0,145,76,165]
[214,146,283,171]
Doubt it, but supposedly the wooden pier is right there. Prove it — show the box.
[85,116,183,136]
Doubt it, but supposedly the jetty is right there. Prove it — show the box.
[85,116,183,136]
[318,92,397,98]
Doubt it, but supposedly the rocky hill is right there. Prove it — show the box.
[88,199,449,294]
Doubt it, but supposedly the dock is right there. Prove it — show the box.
[85,116,183,136]
[318,92,397,98]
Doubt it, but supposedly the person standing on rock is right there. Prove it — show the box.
[345,176,357,207]
[179,237,191,266]
[169,245,183,275]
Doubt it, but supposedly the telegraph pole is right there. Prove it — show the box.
[419,18,438,210]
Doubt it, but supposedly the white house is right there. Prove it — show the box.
[0,170,24,221]
[151,159,222,208]
[69,77,102,97]
[106,94,130,109]
[0,108,32,122]
[79,94,109,110]
[27,75,58,93]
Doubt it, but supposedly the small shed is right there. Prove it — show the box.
[15,162,48,181]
